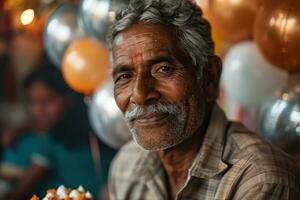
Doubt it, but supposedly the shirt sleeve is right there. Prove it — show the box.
[233,183,300,200]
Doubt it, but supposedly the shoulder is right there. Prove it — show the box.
[110,140,149,181]
[225,122,300,190]
[226,122,295,169]
[109,141,153,199]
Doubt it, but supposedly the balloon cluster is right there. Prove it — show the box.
[198,0,300,158]
[43,0,131,148]
[204,0,300,74]
[256,0,300,159]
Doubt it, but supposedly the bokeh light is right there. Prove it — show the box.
[20,9,35,25]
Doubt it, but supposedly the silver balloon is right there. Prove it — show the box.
[88,81,132,149]
[44,3,84,67]
[79,0,129,44]
[260,80,300,158]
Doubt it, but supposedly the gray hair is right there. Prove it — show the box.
[108,0,215,79]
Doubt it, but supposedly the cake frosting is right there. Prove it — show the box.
[31,185,93,200]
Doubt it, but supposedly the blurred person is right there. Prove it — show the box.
[0,61,116,199]
[108,0,300,199]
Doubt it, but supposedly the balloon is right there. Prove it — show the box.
[62,38,110,95]
[79,0,129,44]
[195,2,228,57]
[223,41,288,108]
[44,3,84,67]
[260,76,300,158]
[194,1,226,57]
[195,1,225,56]
[208,0,260,42]
[254,0,300,73]
[211,27,225,57]
[88,81,132,149]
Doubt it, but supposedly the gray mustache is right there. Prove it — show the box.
[125,102,180,122]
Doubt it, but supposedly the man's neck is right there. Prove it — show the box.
[158,119,209,199]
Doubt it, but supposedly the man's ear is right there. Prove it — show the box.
[205,56,222,102]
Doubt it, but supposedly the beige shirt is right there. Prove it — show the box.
[109,105,300,200]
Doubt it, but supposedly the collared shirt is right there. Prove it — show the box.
[109,105,300,200]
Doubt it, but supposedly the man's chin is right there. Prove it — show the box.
[133,137,175,151]
[131,128,185,151]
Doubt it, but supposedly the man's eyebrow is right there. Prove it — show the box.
[147,55,175,66]
[112,65,131,77]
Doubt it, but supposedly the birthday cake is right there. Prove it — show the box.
[31,185,93,200]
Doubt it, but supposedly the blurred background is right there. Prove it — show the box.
[0,0,299,199]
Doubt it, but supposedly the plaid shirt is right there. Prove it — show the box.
[109,105,300,200]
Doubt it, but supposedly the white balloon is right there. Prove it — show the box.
[222,41,288,108]
[88,80,131,149]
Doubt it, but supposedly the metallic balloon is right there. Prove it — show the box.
[208,0,260,42]
[223,41,287,108]
[260,76,300,158]
[79,0,129,44]
[44,3,84,67]
[88,81,132,149]
[254,0,300,73]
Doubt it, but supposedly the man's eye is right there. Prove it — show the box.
[116,73,132,83]
[157,65,173,73]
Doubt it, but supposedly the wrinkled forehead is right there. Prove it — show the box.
[112,24,177,59]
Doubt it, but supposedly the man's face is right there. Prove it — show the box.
[112,24,210,151]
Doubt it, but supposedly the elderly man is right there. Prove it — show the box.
[108,0,300,199]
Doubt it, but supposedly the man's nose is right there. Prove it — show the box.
[130,73,161,106]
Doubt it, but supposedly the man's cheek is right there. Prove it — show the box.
[114,90,131,113]
[159,85,190,104]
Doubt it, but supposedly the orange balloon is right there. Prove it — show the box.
[62,38,110,95]
[254,0,300,73]
[211,27,224,56]
[208,0,260,43]
[195,1,225,56]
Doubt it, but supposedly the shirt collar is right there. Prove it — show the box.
[189,105,229,179]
